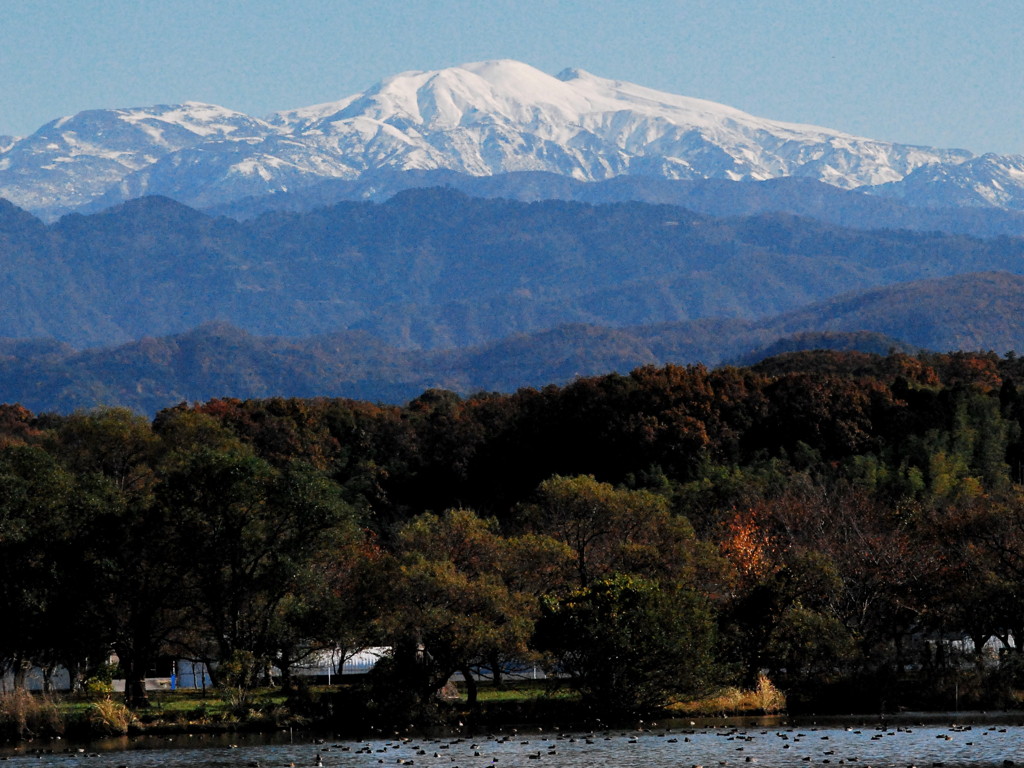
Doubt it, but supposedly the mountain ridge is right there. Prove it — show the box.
[1,59,1016,220]
[203,169,1024,238]
[0,270,1017,415]
[4,190,1023,350]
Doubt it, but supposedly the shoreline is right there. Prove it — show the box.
[6,709,1024,756]
[6,697,1024,751]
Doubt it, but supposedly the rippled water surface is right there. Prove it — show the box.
[4,720,1024,768]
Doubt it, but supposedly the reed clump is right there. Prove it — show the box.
[754,673,786,713]
[0,688,64,738]
[86,697,135,735]
[667,674,786,716]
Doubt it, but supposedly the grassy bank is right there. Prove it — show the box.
[0,678,787,744]
[0,687,300,743]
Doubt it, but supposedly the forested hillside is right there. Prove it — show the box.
[5,350,1024,717]
[3,190,1024,348]
[3,271,1024,415]
[210,170,1024,238]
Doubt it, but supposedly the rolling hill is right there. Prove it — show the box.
[0,272,1019,415]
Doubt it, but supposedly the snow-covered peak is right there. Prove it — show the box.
[5,58,1023,217]
[458,58,592,107]
[299,59,598,132]
[0,100,273,217]
[116,101,273,139]
[869,152,1024,209]
[268,95,361,131]
[299,59,886,146]
[300,58,800,136]
[278,59,970,188]
[556,64,860,141]
[16,100,271,157]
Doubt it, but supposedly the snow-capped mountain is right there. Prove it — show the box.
[0,59,1017,218]
[273,60,969,186]
[867,153,1024,209]
[0,103,274,217]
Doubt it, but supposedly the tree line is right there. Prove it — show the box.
[5,349,1024,717]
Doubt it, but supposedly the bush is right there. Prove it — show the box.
[218,650,262,717]
[82,678,113,700]
[87,698,134,735]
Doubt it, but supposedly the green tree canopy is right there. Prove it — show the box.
[535,573,719,713]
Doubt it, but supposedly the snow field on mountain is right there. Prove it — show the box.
[0,59,1017,218]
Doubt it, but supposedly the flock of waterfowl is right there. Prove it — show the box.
[248,722,1024,768]
[3,722,1024,767]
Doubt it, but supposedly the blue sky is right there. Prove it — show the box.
[2,0,1022,154]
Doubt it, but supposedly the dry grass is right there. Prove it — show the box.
[0,689,64,738]
[754,673,785,713]
[87,697,135,735]
[668,675,786,716]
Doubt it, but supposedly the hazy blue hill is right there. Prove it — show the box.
[431,324,661,393]
[0,198,47,241]
[631,272,1024,362]
[8,189,1024,348]
[729,331,921,367]
[208,171,1024,238]
[769,271,1024,352]
[0,323,436,414]
[3,190,1024,413]
[1,272,1022,414]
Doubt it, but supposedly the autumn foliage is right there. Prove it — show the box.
[3,350,1024,716]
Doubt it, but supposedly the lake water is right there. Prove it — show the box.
[3,717,1024,768]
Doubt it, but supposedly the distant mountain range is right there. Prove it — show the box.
[0,184,1021,412]
[206,169,1024,239]
[3,190,1024,351]
[3,60,1024,413]
[2,59,1023,220]
[3,270,1022,416]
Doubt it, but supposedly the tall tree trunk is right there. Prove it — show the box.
[117,645,151,709]
[488,652,504,690]
[13,659,29,690]
[42,664,55,693]
[460,665,478,708]
[278,658,293,691]
[970,631,990,670]
[126,675,150,709]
